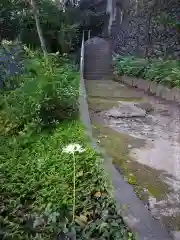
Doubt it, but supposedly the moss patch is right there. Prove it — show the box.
[85,80,144,101]
[92,124,169,201]
[88,97,119,112]
[92,124,144,160]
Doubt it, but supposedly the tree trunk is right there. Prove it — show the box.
[30,0,47,58]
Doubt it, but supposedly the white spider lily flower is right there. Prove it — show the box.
[62,143,85,222]
[62,143,85,154]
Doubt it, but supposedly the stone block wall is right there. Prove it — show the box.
[112,0,180,58]
[0,44,23,89]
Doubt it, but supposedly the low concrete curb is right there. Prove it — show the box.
[79,76,172,240]
[114,73,180,104]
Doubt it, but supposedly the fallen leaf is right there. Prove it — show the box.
[94,192,103,197]
[75,215,88,228]
[80,215,87,222]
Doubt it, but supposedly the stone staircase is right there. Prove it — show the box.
[84,37,113,80]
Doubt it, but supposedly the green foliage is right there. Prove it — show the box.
[115,56,149,77]
[115,56,180,88]
[0,0,26,40]
[22,0,81,53]
[1,0,133,238]
[0,120,133,239]
[155,13,180,30]
[0,48,133,239]
[0,0,82,53]
[1,0,108,53]
[0,50,79,135]
[144,59,180,87]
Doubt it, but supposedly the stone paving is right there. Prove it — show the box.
[85,78,180,239]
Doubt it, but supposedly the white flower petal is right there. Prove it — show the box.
[62,143,85,154]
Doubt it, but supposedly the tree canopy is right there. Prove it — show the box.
[0,0,107,53]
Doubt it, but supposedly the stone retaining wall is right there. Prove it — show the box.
[112,0,180,59]
[114,73,180,104]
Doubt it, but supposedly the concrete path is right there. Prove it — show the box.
[85,79,180,240]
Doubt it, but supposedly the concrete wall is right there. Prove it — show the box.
[114,73,180,104]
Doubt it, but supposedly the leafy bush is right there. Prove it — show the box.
[0,50,79,135]
[0,0,82,53]
[0,49,133,239]
[145,59,180,87]
[114,56,180,88]
[0,121,132,240]
[115,56,149,77]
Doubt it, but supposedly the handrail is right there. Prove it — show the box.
[80,31,85,78]
[80,30,92,78]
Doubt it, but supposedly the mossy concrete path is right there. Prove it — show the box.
[85,79,180,240]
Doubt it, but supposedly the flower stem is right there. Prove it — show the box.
[72,152,76,222]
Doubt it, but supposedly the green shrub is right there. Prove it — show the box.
[145,59,180,87]
[115,56,149,77]
[0,122,98,239]
[115,56,180,88]
[0,121,132,240]
[0,49,133,239]
[0,51,133,239]
[0,51,79,135]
